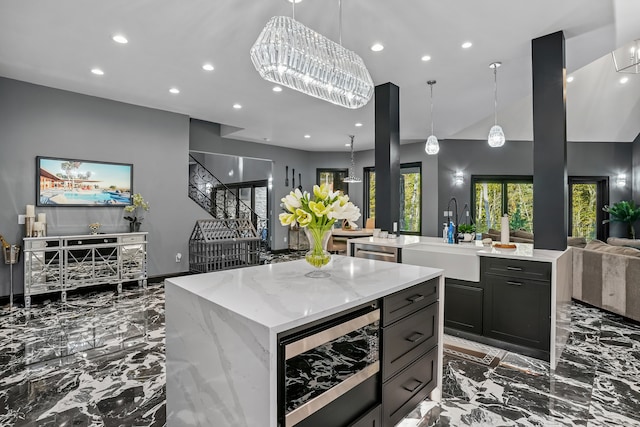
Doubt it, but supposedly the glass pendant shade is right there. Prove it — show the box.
[424,80,439,155]
[488,125,505,147]
[250,16,374,109]
[487,62,505,148]
[425,135,440,154]
[343,135,361,183]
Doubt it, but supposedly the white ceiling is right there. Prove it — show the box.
[0,0,638,151]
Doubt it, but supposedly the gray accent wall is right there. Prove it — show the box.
[437,139,633,239]
[0,77,203,297]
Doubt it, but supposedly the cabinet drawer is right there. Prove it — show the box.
[383,303,438,381]
[349,404,381,427]
[482,257,550,282]
[121,235,145,243]
[382,347,438,427]
[382,278,439,327]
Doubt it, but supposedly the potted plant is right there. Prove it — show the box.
[603,200,640,239]
[457,223,476,242]
[124,193,150,232]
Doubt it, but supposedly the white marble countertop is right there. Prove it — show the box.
[348,235,566,262]
[166,255,443,333]
[477,243,567,262]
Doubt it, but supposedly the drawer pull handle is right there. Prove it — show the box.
[506,266,522,271]
[406,332,424,343]
[402,379,423,393]
[507,281,523,286]
[407,295,424,303]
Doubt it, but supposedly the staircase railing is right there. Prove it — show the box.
[189,154,269,250]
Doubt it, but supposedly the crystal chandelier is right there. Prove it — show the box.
[343,135,361,183]
[488,62,505,148]
[424,80,439,155]
[612,39,640,74]
[250,1,374,109]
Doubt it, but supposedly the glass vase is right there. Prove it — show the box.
[303,227,332,278]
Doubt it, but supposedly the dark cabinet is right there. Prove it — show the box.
[444,279,483,335]
[381,278,440,427]
[482,257,551,355]
[349,405,381,427]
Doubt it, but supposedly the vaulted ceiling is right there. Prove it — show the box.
[0,0,638,151]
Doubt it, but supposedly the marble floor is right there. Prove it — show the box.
[1,282,639,426]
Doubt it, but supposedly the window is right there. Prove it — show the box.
[364,163,422,234]
[316,169,349,194]
[472,176,533,233]
[569,177,608,241]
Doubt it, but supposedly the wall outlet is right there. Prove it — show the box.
[18,214,25,225]
[175,253,182,263]
[443,210,452,217]
[284,236,287,243]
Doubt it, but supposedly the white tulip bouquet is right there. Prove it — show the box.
[279,183,361,268]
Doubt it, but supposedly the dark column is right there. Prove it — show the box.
[374,83,400,232]
[532,31,567,250]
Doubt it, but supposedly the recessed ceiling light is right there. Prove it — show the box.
[169,87,180,94]
[202,63,214,71]
[461,41,473,49]
[304,134,311,139]
[272,86,283,92]
[355,122,363,127]
[620,76,629,84]
[371,43,384,52]
[91,68,104,76]
[287,0,303,3]
[233,103,242,109]
[421,55,431,62]
[112,34,128,44]
[566,76,574,83]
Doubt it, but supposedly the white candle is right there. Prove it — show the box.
[38,213,46,223]
[26,204,35,217]
[33,222,41,231]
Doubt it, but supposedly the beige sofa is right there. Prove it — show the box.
[572,238,640,322]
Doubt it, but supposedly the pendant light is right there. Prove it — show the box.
[343,135,361,183]
[425,80,439,155]
[250,0,374,109]
[488,62,505,148]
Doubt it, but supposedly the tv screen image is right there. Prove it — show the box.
[37,156,133,206]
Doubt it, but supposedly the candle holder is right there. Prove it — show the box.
[3,244,20,310]
[25,216,35,237]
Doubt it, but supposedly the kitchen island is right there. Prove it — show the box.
[348,236,572,367]
[166,256,444,427]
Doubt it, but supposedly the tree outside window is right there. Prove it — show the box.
[364,163,421,234]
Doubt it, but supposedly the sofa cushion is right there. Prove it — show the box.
[607,237,640,249]
[513,230,534,240]
[567,236,587,248]
[585,239,640,257]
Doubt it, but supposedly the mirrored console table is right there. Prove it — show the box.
[23,232,147,308]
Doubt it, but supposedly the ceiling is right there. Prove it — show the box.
[0,0,638,151]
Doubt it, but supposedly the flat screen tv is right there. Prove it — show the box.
[36,156,133,207]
